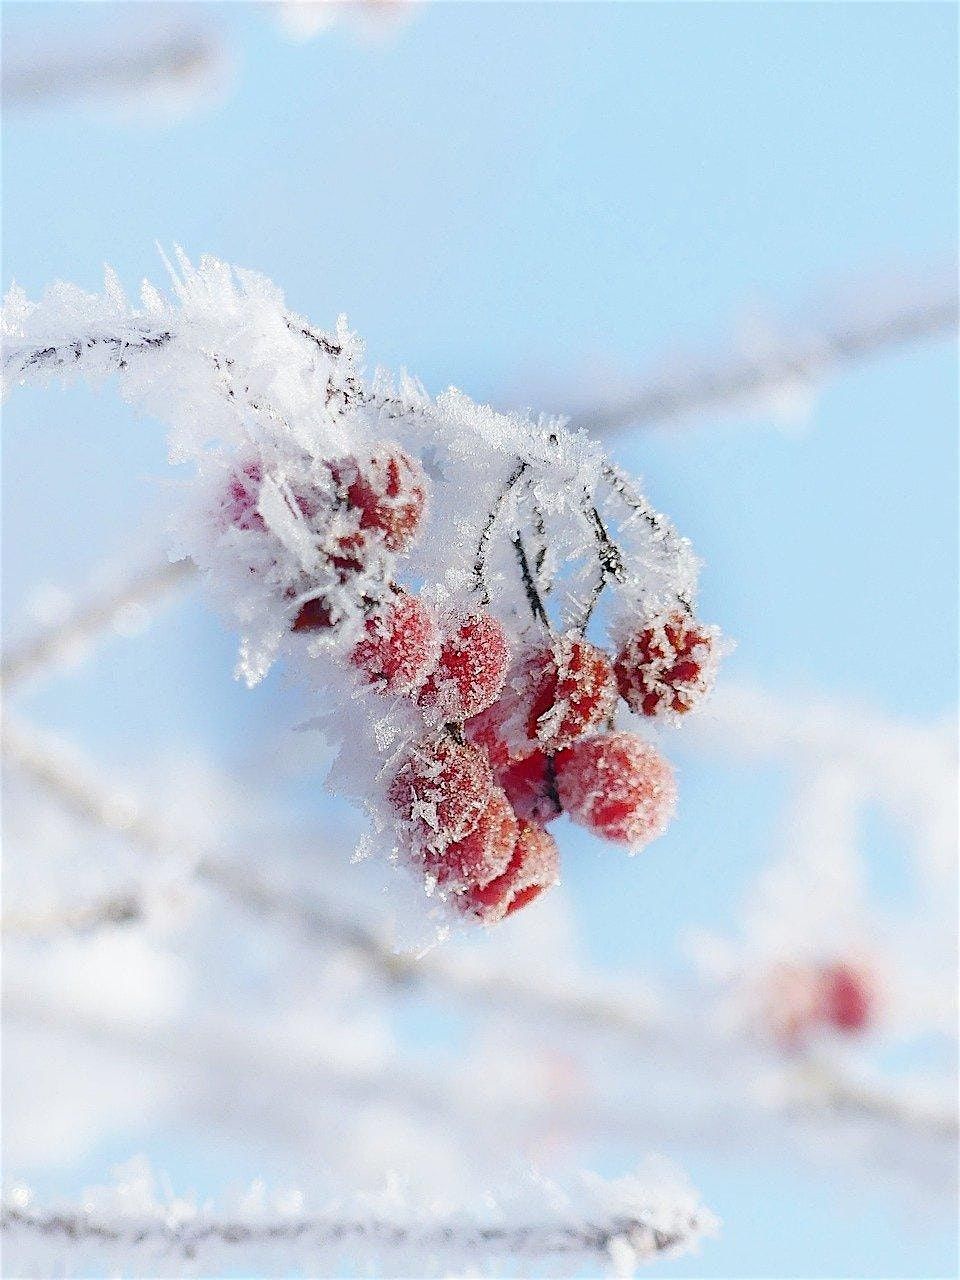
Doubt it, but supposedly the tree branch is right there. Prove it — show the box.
[0,556,196,691]
[572,287,958,434]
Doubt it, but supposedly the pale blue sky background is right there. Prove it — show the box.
[2,3,957,1277]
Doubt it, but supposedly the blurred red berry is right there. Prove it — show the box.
[498,750,561,825]
[350,594,441,696]
[418,611,510,724]
[463,821,560,923]
[820,962,874,1034]
[525,636,617,751]
[554,731,676,849]
[332,446,427,552]
[389,735,493,853]
[615,612,717,718]
[425,786,518,891]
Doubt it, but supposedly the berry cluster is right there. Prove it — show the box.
[222,444,427,634]
[372,602,719,922]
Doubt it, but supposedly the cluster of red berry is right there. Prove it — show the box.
[352,607,716,923]
[767,960,876,1048]
[223,445,427,632]
[223,442,718,926]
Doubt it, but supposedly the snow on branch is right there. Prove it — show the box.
[2,23,230,118]
[2,251,723,933]
[1,1162,716,1278]
[568,278,958,434]
[0,556,196,691]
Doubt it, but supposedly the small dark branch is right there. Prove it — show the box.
[6,329,175,380]
[512,533,551,630]
[577,495,627,630]
[600,464,693,613]
[473,459,529,605]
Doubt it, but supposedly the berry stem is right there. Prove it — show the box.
[600,464,694,613]
[473,458,529,605]
[511,530,552,631]
[578,497,627,630]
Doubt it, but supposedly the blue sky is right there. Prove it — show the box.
[2,3,957,1277]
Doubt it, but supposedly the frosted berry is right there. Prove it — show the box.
[224,461,267,532]
[463,821,560,924]
[615,612,718,718]
[350,593,441,695]
[498,750,561,826]
[820,962,874,1034]
[331,446,427,552]
[388,735,493,853]
[418,611,510,724]
[554,731,676,849]
[425,786,518,891]
[223,460,327,534]
[291,596,336,632]
[525,636,617,751]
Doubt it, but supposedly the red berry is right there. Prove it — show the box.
[224,461,267,532]
[350,594,441,696]
[615,612,718,718]
[389,735,493,853]
[464,699,516,771]
[332,446,427,552]
[418,611,510,724]
[525,636,617,751]
[424,787,518,891]
[820,962,874,1034]
[462,821,560,924]
[554,731,676,849]
[291,596,336,632]
[498,750,561,826]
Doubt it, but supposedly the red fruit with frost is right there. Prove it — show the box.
[464,700,516,771]
[462,821,560,924]
[389,735,493,853]
[332,446,427,552]
[425,787,518,891]
[524,636,617,752]
[820,962,874,1034]
[350,594,441,695]
[615,612,718,718]
[291,596,336,632]
[554,731,676,849]
[418,612,510,724]
[498,750,561,826]
[224,461,267,532]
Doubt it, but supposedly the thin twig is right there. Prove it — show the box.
[0,557,197,691]
[473,458,529,605]
[572,288,958,434]
[0,1201,706,1271]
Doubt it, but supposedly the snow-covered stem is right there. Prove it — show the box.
[0,556,196,690]
[1,1167,715,1279]
[2,24,226,112]
[572,285,958,433]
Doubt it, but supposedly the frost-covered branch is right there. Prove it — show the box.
[571,283,958,433]
[1,1165,715,1278]
[2,24,229,116]
[0,556,196,690]
[3,253,721,931]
